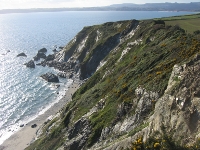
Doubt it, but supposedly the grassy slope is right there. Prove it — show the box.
[26,14,200,150]
[160,13,200,33]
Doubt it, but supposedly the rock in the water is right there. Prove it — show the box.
[17,52,27,57]
[31,124,37,128]
[33,52,46,61]
[69,73,73,79]
[46,54,55,61]
[33,48,47,61]
[38,48,47,53]
[20,124,24,127]
[53,49,58,53]
[36,63,41,66]
[57,72,66,78]
[40,72,59,82]
[24,60,35,68]
[56,84,60,88]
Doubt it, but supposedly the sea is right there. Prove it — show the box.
[0,11,198,145]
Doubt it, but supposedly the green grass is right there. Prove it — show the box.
[159,13,200,33]
[71,18,200,148]
[26,14,200,150]
[165,18,200,33]
[159,13,200,20]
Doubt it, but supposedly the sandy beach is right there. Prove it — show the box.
[0,80,80,150]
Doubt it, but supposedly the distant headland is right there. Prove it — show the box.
[0,2,200,14]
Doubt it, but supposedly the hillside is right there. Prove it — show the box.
[160,13,200,33]
[109,2,200,11]
[26,14,200,150]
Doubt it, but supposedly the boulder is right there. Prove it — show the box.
[20,124,24,127]
[33,48,47,61]
[69,73,73,79]
[33,52,46,61]
[38,48,47,53]
[53,49,58,53]
[56,84,60,88]
[24,60,35,68]
[40,72,59,82]
[31,124,37,128]
[17,52,27,57]
[58,72,66,78]
[45,54,55,61]
[36,63,41,66]
[59,46,64,49]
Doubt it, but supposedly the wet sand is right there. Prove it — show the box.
[0,81,80,150]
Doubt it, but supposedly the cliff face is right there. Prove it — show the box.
[26,18,200,150]
[54,20,139,79]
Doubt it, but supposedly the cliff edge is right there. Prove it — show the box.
[26,15,200,150]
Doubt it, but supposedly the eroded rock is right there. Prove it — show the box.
[65,118,91,150]
[40,72,59,82]
[33,52,46,61]
[17,52,27,57]
[24,60,35,68]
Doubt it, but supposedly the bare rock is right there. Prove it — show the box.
[45,54,55,61]
[38,48,47,53]
[33,52,46,61]
[17,52,27,57]
[20,124,24,127]
[24,60,35,68]
[31,124,37,128]
[40,72,59,82]
[65,118,91,150]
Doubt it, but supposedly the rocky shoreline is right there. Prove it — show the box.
[40,72,59,83]
[21,47,79,82]
[0,80,81,150]
[8,16,200,150]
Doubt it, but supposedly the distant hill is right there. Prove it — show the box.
[109,3,139,7]
[108,2,200,11]
[0,2,200,14]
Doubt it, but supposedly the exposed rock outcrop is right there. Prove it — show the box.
[33,52,46,61]
[64,118,91,150]
[24,60,35,68]
[38,48,47,53]
[40,72,59,82]
[57,72,67,78]
[33,48,47,61]
[25,18,200,150]
[45,54,55,61]
[17,52,27,57]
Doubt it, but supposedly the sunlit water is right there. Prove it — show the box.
[0,11,197,144]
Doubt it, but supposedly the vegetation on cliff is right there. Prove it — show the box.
[26,14,200,150]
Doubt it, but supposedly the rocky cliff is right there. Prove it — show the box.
[26,16,200,150]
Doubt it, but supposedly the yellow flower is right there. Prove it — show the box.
[156,71,162,75]
[154,142,160,148]
[138,138,142,143]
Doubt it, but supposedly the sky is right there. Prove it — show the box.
[0,0,199,9]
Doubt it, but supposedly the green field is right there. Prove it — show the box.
[159,13,200,33]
